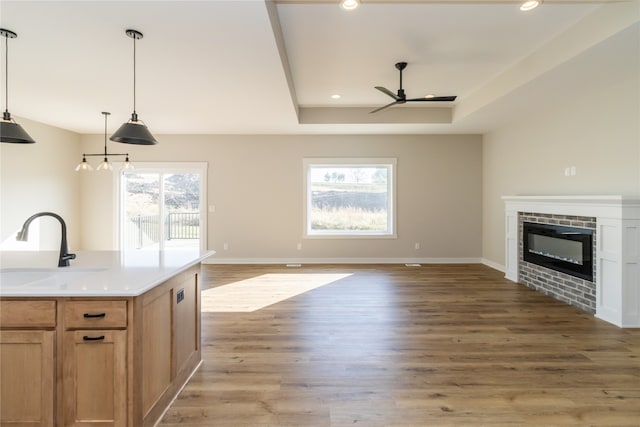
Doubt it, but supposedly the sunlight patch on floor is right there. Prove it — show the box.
[201,273,352,312]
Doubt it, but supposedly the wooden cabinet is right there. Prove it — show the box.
[0,300,57,328]
[62,330,127,426]
[141,290,173,417]
[0,300,56,427]
[64,301,127,329]
[138,266,201,426]
[0,263,201,427]
[0,330,55,426]
[62,301,128,427]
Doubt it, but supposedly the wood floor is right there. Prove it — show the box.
[159,264,640,427]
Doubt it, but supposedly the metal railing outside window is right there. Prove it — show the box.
[167,212,200,240]
[127,213,199,248]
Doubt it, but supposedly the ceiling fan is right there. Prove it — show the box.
[370,62,457,114]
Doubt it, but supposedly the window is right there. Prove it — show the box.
[303,158,396,238]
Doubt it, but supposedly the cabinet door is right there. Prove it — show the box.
[0,330,55,427]
[63,330,127,427]
[141,291,173,416]
[175,272,199,376]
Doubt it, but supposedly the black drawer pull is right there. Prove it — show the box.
[83,312,106,318]
[83,335,105,341]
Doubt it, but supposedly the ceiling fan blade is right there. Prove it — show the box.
[406,96,457,102]
[369,100,400,114]
[375,86,400,101]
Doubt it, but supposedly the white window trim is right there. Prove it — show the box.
[302,157,397,239]
[113,162,208,251]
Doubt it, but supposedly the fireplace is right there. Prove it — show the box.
[504,195,640,328]
[523,222,593,281]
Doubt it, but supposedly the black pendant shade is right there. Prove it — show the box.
[1,112,35,144]
[110,113,158,145]
[111,29,158,146]
[1,28,35,144]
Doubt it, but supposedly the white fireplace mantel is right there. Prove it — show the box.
[503,195,640,328]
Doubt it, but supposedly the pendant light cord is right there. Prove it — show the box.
[103,112,108,156]
[132,34,136,116]
[4,33,8,116]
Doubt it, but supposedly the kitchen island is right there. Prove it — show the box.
[0,249,214,427]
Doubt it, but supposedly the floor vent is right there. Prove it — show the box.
[405,263,421,267]
[286,263,302,268]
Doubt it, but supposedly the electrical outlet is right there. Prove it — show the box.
[297,243,302,250]
[223,243,228,251]
[176,289,185,304]
[414,242,420,250]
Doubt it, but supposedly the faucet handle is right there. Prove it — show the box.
[58,253,76,267]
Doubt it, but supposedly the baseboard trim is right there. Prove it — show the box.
[203,257,483,265]
[481,258,505,272]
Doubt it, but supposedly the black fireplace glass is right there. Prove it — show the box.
[523,222,593,281]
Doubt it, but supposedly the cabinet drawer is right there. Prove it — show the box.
[0,300,56,328]
[65,301,127,329]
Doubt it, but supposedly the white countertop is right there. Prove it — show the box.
[0,249,215,297]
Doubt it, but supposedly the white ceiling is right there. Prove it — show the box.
[0,0,637,136]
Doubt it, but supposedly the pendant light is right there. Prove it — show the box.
[110,29,158,145]
[75,155,93,172]
[76,112,133,172]
[0,28,35,144]
[96,156,113,172]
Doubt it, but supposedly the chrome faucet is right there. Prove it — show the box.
[16,212,76,267]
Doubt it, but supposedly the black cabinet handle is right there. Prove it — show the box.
[83,313,106,318]
[82,335,105,341]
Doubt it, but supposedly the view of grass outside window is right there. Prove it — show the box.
[304,159,396,237]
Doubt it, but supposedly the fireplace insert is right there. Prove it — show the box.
[523,222,594,281]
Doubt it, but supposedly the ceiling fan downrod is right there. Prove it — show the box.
[396,61,407,99]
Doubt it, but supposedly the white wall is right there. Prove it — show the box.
[482,66,640,268]
[80,134,483,262]
[0,117,82,252]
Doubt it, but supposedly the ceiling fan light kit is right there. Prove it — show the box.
[370,62,457,114]
[0,28,36,144]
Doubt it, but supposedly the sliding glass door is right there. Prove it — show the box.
[119,163,207,251]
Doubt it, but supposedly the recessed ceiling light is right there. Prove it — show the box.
[331,94,341,99]
[520,0,541,11]
[424,94,435,99]
[341,0,359,11]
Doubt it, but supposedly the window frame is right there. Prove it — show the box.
[302,157,397,239]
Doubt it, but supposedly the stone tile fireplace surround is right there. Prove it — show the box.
[503,196,640,328]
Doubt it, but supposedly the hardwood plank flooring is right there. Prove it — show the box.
[159,264,640,426]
